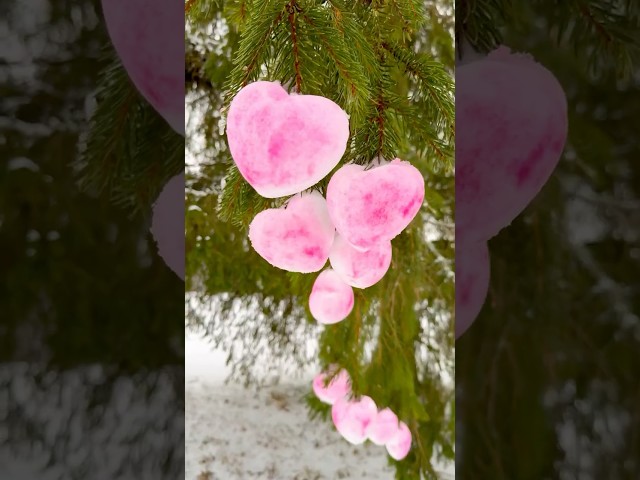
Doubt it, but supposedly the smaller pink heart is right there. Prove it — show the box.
[385,421,412,460]
[366,408,399,446]
[309,269,354,325]
[312,368,351,405]
[456,241,490,339]
[227,81,350,198]
[326,159,425,251]
[329,234,392,289]
[248,192,335,273]
[332,396,378,445]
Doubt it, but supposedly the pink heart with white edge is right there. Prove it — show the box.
[226,81,350,198]
[308,269,354,325]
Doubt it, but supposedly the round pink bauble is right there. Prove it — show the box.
[386,421,412,460]
[329,234,392,289]
[226,81,350,198]
[366,408,399,446]
[456,46,567,241]
[150,172,185,280]
[309,269,354,325]
[101,0,184,135]
[248,192,335,273]
[312,369,351,405]
[326,159,424,251]
[456,241,490,339]
[331,396,378,445]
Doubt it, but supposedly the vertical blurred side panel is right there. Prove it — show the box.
[0,0,185,478]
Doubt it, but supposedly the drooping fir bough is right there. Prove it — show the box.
[186,1,455,477]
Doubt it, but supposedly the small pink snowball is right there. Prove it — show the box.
[101,0,184,135]
[366,408,399,446]
[456,241,490,339]
[312,369,351,405]
[326,159,425,251]
[385,421,412,460]
[150,172,185,280]
[248,192,335,273]
[456,46,567,241]
[226,81,350,198]
[309,269,354,325]
[329,234,392,288]
[331,396,378,445]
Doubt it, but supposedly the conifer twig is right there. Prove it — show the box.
[287,1,303,92]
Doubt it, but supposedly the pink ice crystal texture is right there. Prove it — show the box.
[456,46,568,241]
[150,172,185,280]
[248,192,335,273]
[312,368,351,405]
[226,81,350,198]
[455,241,490,339]
[329,234,392,288]
[308,269,354,325]
[101,0,184,135]
[326,159,425,251]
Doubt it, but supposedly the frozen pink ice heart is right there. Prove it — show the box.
[226,81,350,198]
[150,172,185,280]
[102,0,184,135]
[312,368,351,405]
[309,269,354,325]
[329,234,392,288]
[457,46,567,241]
[366,408,399,446]
[385,421,412,460]
[456,241,490,339]
[326,159,425,251]
[248,192,335,273]
[332,396,378,445]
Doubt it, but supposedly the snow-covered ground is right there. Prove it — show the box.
[186,331,455,480]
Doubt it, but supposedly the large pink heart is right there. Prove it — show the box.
[366,407,399,446]
[385,421,412,460]
[326,159,425,251]
[150,172,185,280]
[312,368,351,405]
[332,396,378,445]
[329,234,392,288]
[456,241,490,339]
[457,46,567,241]
[102,0,184,135]
[248,192,335,273]
[308,269,354,325]
[227,81,350,198]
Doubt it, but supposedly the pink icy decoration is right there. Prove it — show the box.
[366,408,399,446]
[102,0,184,135]
[226,81,350,198]
[329,234,392,289]
[386,421,412,460]
[456,241,490,339]
[150,172,185,280]
[248,192,335,273]
[326,159,425,251]
[331,396,378,445]
[309,269,354,325]
[457,46,567,241]
[312,369,351,405]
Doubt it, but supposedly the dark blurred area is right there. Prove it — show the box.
[0,1,184,478]
[456,2,640,479]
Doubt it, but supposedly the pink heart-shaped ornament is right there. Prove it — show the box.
[248,192,335,273]
[226,81,350,198]
[456,241,490,339]
[326,159,425,251]
[332,396,378,445]
[329,234,392,289]
[386,421,412,460]
[102,0,184,135]
[309,269,354,325]
[456,46,567,241]
[366,408,399,446]
[150,172,185,280]
[312,369,351,405]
